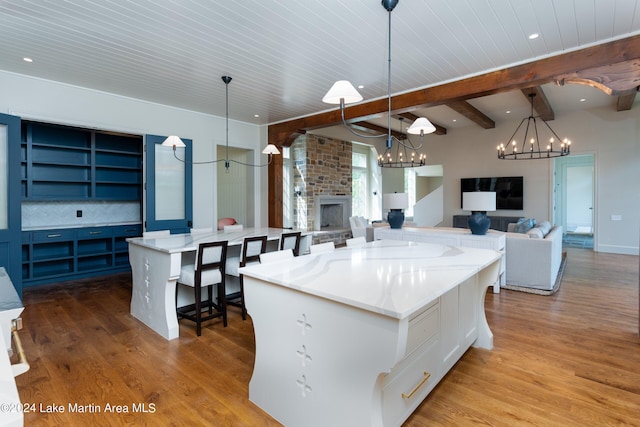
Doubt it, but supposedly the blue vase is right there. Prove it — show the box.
[388,209,405,229]
[468,211,490,235]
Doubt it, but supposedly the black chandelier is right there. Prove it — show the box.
[377,118,426,167]
[497,93,572,160]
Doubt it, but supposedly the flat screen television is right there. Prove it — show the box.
[461,176,524,210]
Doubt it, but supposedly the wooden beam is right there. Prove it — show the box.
[267,147,284,228]
[521,87,555,121]
[268,35,640,146]
[445,101,495,129]
[555,59,640,95]
[616,88,638,111]
[267,34,640,225]
[396,112,447,135]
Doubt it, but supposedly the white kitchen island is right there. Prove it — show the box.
[127,228,310,340]
[240,240,502,427]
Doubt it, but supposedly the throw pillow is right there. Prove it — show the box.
[514,218,536,233]
[537,221,552,237]
[217,217,237,230]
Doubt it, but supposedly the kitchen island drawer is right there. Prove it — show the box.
[406,301,439,355]
[382,336,441,426]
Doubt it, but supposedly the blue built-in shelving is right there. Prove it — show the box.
[21,121,143,201]
[19,121,144,286]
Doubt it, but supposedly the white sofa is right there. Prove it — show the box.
[505,221,564,291]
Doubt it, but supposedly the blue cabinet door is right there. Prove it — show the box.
[145,134,193,234]
[0,113,22,295]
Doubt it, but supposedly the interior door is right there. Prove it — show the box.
[0,113,21,295]
[566,165,594,232]
[145,134,193,234]
[554,154,595,243]
[216,145,254,227]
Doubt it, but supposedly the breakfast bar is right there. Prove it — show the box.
[127,228,310,340]
[240,240,502,427]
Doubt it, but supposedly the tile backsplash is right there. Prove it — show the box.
[22,201,141,229]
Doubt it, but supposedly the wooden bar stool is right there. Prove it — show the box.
[226,235,267,320]
[280,231,301,256]
[176,240,228,336]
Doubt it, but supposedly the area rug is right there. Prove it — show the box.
[501,252,567,296]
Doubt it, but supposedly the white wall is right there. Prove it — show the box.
[311,102,640,255]
[0,70,268,230]
[425,106,640,255]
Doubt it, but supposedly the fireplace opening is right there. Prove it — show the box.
[314,195,351,231]
[320,204,343,228]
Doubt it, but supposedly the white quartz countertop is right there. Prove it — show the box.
[240,240,502,320]
[127,228,310,254]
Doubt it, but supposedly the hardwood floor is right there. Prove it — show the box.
[14,247,640,426]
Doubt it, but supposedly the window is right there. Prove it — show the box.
[352,149,369,218]
[352,143,382,221]
[404,168,416,217]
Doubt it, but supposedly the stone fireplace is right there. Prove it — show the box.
[314,195,351,231]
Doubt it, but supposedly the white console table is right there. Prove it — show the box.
[240,240,501,427]
[374,226,506,293]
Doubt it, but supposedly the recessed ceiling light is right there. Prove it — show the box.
[579,98,586,102]
[506,110,511,114]
[452,119,457,122]
[23,57,33,63]
[254,114,260,118]
[358,85,364,89]
[528,33,539,40]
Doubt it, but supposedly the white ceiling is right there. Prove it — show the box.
[0,0,639,130]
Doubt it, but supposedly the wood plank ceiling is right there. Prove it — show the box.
[0,0,639,136]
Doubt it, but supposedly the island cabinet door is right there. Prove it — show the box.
[244,277,402,427]
[439,276,477,371]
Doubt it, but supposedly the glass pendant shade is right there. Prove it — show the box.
[322,80,363,105]
[161,135,186,148]
[407,117,436,135]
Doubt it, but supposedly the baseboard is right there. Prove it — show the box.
[595,244,639,256]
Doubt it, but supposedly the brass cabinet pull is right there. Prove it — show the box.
[89,231,102,235]
[11,319,30,377]
[47,233,62,238]
[401,371,431,399]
